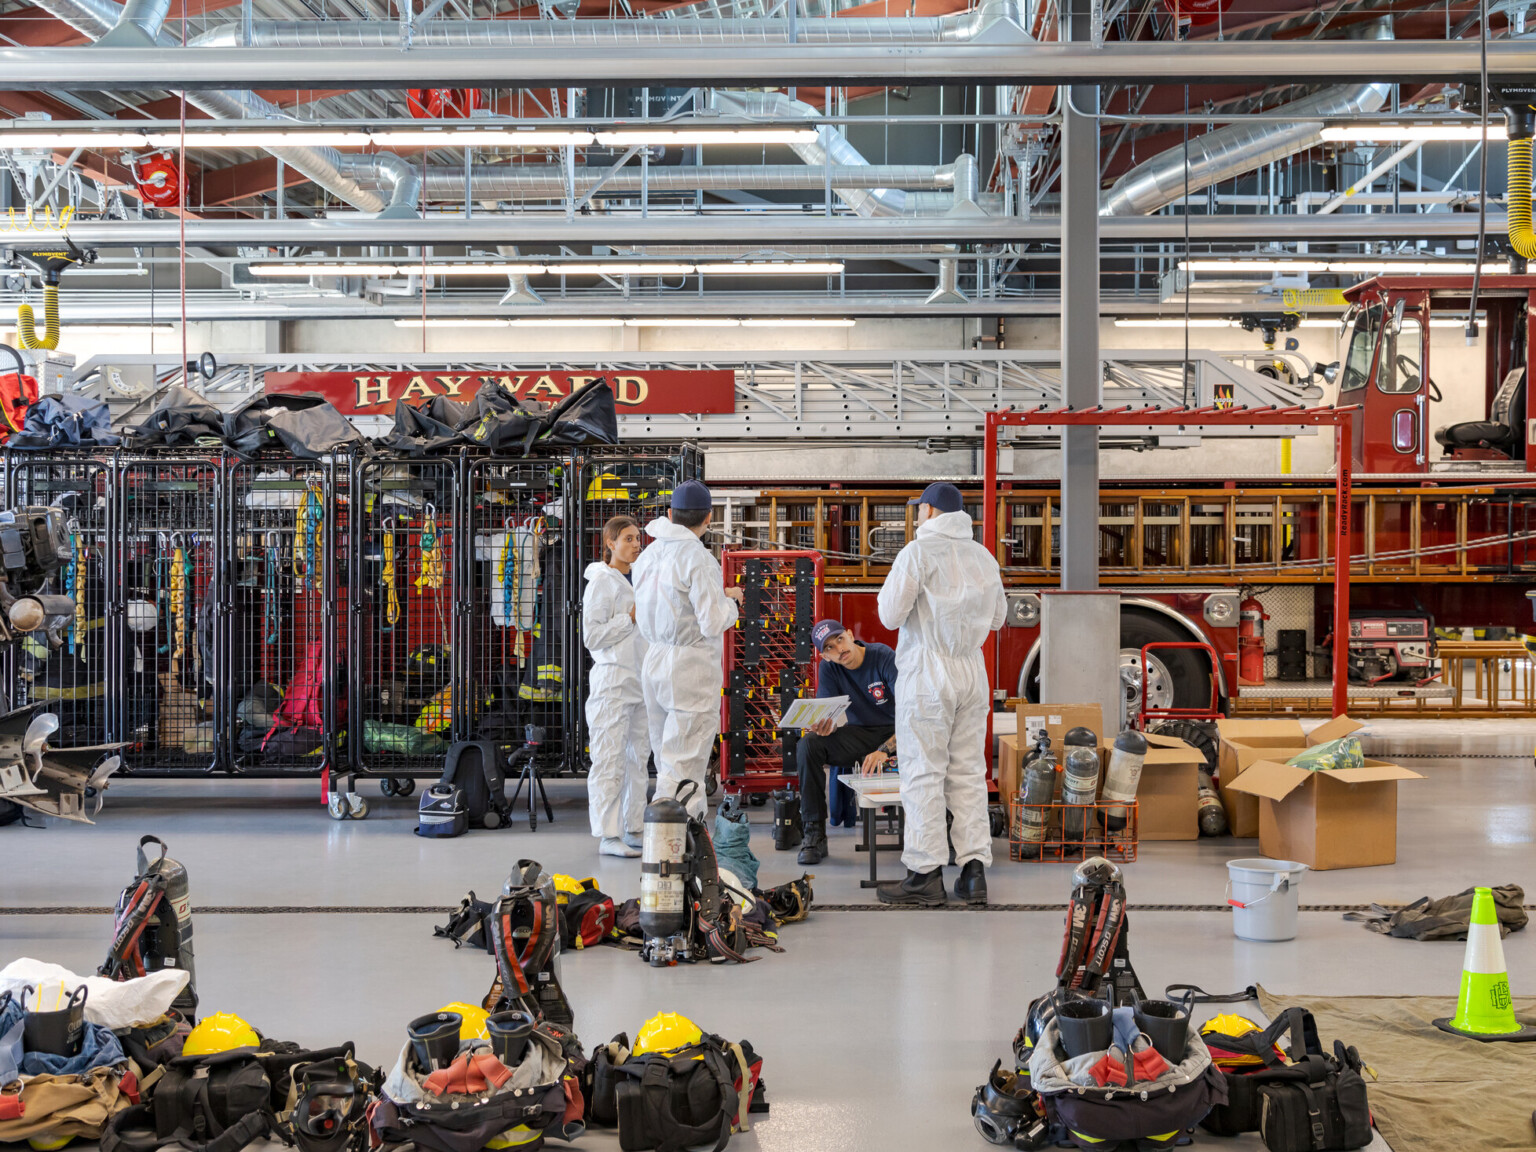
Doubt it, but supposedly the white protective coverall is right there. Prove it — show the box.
[632,517,739,818]
[581,560,650,840]
[877,509,1008,873]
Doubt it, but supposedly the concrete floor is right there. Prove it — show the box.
[2,719,1530,1151]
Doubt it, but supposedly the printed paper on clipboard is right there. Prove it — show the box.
[777,696,850,730]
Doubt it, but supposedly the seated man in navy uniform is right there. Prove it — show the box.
[794,619,898,866]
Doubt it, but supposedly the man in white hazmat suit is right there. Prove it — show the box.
[632,480,745,818]
[876,482,1007,907]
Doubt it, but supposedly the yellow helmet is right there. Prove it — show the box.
[441,1002,489,1040]
[1199,1013,1261,1040]
[28,1135,74,1151]
[585,472,629,500]
[633,1013,702,1056]
[183,1013,260,1056]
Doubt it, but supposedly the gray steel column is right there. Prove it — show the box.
[1059,0,1098,591]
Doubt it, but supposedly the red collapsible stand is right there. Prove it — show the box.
[719,550,824,797]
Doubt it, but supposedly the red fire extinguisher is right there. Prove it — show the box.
[1238,594,1268,686]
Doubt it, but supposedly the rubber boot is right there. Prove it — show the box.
[876,868,947,907]
[798,822,827,865]
[954,860,988,906]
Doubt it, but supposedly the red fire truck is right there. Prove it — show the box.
[722,275,1535,721]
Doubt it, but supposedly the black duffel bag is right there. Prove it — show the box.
[1258,1041,1372,1152]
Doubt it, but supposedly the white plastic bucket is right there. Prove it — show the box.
[1226,858,1307,942]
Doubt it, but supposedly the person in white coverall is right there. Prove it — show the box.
[875,482,1008,907]
[631,480,744,819]
[581,514,650,858]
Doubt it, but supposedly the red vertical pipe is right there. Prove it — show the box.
[1332,414,1353,718]
[983,412,1001,783]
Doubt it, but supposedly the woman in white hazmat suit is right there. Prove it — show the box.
[582,515,650,858]
[875,482,1008,907]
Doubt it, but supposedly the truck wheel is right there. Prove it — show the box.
[1019,607,1219,723]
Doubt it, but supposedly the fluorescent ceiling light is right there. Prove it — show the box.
[552,263,697,276]
[594,129,819,146]
[624,317,743,326]
[1114,318,1235,328]
[506,318,627,327]
[1319,124,1506,142]
[64,325,179,335]
[393,318,509,328]
[371,130,595,147]
[698,262,844,275]
[426,263,546,276]
[0,130,373,149]
[1181,260,1329,273]
[740,318,856,327]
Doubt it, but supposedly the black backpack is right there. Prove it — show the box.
[443,740,510,829]
[584,1032,765,1152]
[415,784,467,838]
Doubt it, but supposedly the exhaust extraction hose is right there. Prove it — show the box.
[1507,136,1536,260]
[17,285,60,351]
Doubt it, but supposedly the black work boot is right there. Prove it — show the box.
[954,860,988,906]
[797,822,827,866]
[876,868,947,907]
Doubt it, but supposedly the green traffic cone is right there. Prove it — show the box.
[1434,886,1536,1042]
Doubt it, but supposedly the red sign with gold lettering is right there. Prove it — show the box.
[263,369,736,415]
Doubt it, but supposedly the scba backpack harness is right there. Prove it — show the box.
[99,835,198,1018]
[101,1043,374,1152]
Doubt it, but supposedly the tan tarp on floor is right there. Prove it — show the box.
[1257,985,1536,1151]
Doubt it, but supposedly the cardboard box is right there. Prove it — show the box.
[1014,703,1104,757]
[1225,721,1423,869]
[1133,732,1205,841]
[1215,716,1363,838]
[996,733,1024,801]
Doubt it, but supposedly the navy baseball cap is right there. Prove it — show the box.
[908,482,963,514]
[670,479,713,511]
[812,619,846,653]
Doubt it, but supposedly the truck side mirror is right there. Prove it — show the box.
[1389,298,1406,336]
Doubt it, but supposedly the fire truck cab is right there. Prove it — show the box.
[1340,274,1535,473]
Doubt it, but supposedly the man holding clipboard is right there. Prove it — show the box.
[787,619,898,866]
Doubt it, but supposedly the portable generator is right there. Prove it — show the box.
[1348,610,1436,683]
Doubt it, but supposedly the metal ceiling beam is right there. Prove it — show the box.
[39,211,1512,246]
[2,38,1533,88]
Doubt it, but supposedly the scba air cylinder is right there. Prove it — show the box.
[639,797,689,941]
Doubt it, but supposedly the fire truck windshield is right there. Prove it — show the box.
[1340,302,1382,393]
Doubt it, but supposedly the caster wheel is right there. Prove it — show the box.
[327,796,347,820]
[484,811,502,830]
[395,777,415,797]
[379,778,398,798]
[748,793,767,808]
[348,798,369,820]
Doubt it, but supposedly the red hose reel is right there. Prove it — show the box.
[133,150,184,208]
[406,89,483,119]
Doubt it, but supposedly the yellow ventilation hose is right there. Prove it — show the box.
[17,284,59,351]
[1508,136,1536,260]
[1282,288,1348,312]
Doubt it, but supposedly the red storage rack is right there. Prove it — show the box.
[720,550,823,797]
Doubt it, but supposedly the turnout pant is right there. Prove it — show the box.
[585,690,649,840]
[797,724,894,828]
[896,650,992,874]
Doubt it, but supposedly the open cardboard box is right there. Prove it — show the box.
[1216,716,1362,838]
[1132,732,1205,841]
[1224,719,1422,869]
[1000,704,1204,842]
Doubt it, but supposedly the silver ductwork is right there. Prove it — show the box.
[708,90,988,217]
[31,0,418,216]
[1100,17,1394,216]
[190,0,1027,47]
[421,162,967,200]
